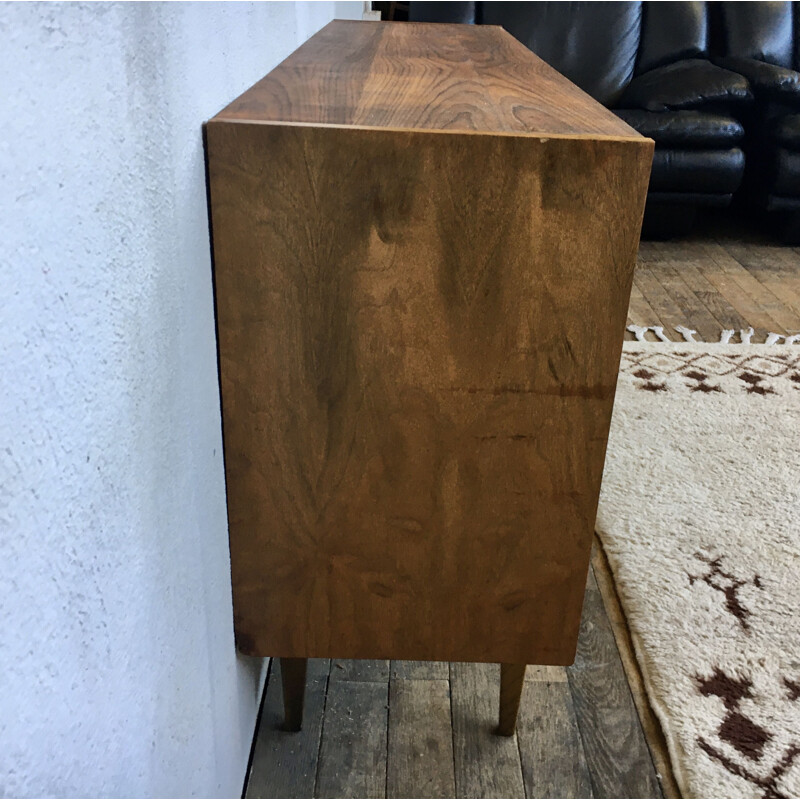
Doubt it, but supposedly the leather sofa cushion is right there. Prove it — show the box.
[637,2,708,75]
[647,191,734,208]
[614,110,744,147]
[480,1,641,106]
[619,59,753,112]
[717,1,795,67]
[715,56,800,106]
[649,148,745,193]
[408,2,476,23]
[773,115,800,148]
[771,147,800,194]
[765,194,800,211]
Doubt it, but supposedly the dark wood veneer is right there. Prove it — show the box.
[206,19,652,733]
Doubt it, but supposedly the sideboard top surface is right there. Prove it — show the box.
[213,20,643,140]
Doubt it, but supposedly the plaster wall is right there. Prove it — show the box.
[0,2,361,796]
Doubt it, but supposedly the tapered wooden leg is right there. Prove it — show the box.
[280,657,307,732]
[497,662,526,736]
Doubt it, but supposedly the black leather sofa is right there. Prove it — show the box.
[408,1,800,242]
[714,3,800,240]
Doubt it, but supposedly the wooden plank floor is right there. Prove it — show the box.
[246,213,800,799]
[246,569,661,800]
[628,212,800,342]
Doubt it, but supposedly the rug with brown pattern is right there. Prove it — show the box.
[597,342,800,798]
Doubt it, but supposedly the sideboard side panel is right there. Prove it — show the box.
[206,121,652,665]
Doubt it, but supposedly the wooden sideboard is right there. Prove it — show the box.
[206,20,652,736]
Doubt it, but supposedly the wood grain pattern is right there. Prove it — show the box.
[280,657,308,731]
[633,268,687,334]
[391,660,450,680]
[525,664,568,683]
[450,662,525,798]
[627,231,800,340]
[315,680,389,799]
[207,120,650,665]
[214,21,642,139]
[246,659,330,799]
[517,679,594,799]
[724,241,800,320]
[330,659,390,682]
[207,21,652,666]
[387,679,456,798]
[626,280,666,333]
[497,663,526,736]
[245,231,800,800]
[664,256,751,333]
[591,540,680,799]
[651,266,721,343]
[567,574,662,799]
[697,242,800,332]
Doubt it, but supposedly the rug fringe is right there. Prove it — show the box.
[627,325,800,344]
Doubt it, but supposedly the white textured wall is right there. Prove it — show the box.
[0,2,361,796]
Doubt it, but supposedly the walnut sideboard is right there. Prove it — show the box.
[205,20,653,736]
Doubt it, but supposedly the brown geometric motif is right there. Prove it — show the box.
[697,737,800,799]
[621,348,800,395]
[632,367,666,392]
[696,666,754,710]
[694,668,800,798]
[739,372,776,395]
[689,354,742,377]
[719,711,772,760]
[738,355,796,378]
[684,369,722,393]
[688,552,763,631]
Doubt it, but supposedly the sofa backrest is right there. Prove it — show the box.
[636,2,709,74]
[795,1,800,69]
[479,1,642,106]
[407,2,477,25]
[408,1,800,97]
[715,1,795,67]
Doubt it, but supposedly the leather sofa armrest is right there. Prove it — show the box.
[618,59,753,113]
[714,56,800,109]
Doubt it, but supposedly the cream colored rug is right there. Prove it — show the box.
[598,342,800,799]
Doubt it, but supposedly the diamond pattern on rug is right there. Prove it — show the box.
[738,355,795,377]
[621,347,800,396]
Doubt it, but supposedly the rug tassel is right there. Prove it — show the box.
[629,323,799,344]
[651,326,670,342]
[627,325,647,341]
[765,332,800,345]
[627,325,670,342]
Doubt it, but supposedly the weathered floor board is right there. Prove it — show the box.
[247,221,800,799]
[628,215,800,340]
[331,660,390,683]
[517,676,594,798]
[245,659,330,799]
[390,660,449,680]
[315,680,389,799]
[450,662,526,799]
[567,575,662,799]
[387,679,455,798]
